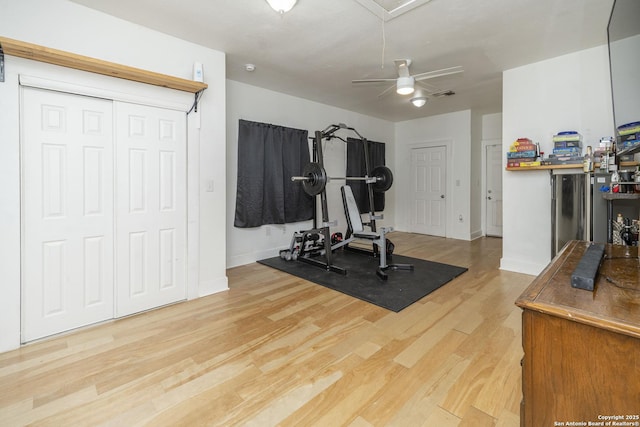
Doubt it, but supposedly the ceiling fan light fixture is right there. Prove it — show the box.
[411,96,427,107]
[266,0,297,13]
[396,76,415,95]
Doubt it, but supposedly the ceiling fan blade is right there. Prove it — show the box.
[416,80,439,92]
[377,84,397,98]
[414,66,463,81]
[352,78,397,84]
[430,89,455,97]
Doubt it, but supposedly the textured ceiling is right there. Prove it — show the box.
[71,0,614,122]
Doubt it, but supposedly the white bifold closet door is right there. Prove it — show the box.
[22,88,115,341]
[22,87,186,342]
[114,101,186,317]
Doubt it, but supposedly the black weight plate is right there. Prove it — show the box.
[372,166,393,192]
[301,162,327,196]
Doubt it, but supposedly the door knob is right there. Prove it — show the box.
[488,196,492,200]
[440,195,445,199]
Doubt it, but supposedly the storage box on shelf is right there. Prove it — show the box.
[616,121,640,157]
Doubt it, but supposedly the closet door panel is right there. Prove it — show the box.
[22,88,114,342]
[115,102,187,316]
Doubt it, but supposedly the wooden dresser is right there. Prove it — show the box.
[515,240,640,427]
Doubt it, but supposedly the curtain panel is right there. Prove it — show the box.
[234,119,313,228]
[346,137,386,213]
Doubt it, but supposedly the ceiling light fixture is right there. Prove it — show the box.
[410,96,427,107]
[266,0,297,13]
[396,76,415,95]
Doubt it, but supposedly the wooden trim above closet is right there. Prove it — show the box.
[0,36,208,93]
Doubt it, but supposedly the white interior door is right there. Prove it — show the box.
[22,88,114,342]
[410,146,447,236]
[485,143,503,237]
[115,102,187,316]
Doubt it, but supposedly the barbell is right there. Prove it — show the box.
[291,162,393,196]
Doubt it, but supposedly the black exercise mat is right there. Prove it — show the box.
[258,250,468,312]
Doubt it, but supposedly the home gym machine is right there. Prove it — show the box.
[281,123,411,279]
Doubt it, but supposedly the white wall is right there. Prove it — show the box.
[482,113,502,140]
[226,80,394,267]
[0,0,227,352]
[394,110,473,240]
[501,45,614,275]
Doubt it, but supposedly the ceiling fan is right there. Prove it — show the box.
[352,59,463,103]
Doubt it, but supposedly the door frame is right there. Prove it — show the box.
[481,138,502,237]
[18,65,198,340]
[406,139,453,237]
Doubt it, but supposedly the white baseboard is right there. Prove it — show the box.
[227,247,284,269]
[197,276,229,297]
[499,257,544,276]
[470,229,484,240]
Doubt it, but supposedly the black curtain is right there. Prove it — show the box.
[346,137,386,213]
[234,119,313,228]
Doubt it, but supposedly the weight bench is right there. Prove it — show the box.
[341,185,413,280]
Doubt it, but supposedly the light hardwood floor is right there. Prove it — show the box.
[0,232,534,426]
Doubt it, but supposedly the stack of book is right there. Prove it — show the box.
[549,131,583,165]
[507,138,539,167]
[617,121,640,152]
[594,137,614,165]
